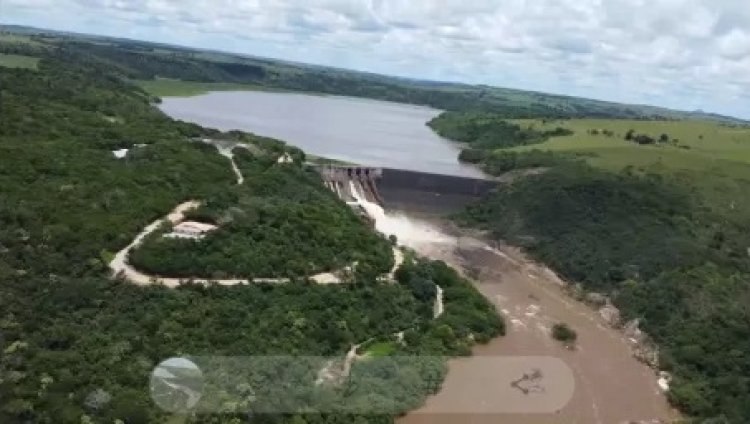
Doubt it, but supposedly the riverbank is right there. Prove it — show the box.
[136,79,279,97]
[383,215,679,424]
[156,90,484,178]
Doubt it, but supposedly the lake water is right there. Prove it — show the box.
[159,91,484,178]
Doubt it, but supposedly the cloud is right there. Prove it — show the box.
[3,0,750,118]
[718,29,750,60]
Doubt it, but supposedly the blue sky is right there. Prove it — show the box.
[4,0,750,119]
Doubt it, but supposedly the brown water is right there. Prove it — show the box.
[384,219,678,424]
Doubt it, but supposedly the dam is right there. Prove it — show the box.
[162,92,678,424]
[314,163,678,424]
[315,165,499,214]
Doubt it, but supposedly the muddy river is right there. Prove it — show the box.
[378,212,679,424]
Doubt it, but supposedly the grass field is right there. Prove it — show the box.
[363,341,397,357]
[508,118,750,224]
[0,53,40,70]
[135,78,277,97]
[512,118,750,166]
[0,33,45,46]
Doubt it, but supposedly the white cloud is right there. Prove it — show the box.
[718,29,750,60]
[3,0,750,118]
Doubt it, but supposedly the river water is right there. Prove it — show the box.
[159,91,483,178]
[161,91,678,423]
[345,185,678,423]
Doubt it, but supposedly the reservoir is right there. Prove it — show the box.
[160,90,677,423]
[159,91,484,178]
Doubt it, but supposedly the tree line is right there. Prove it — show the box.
[4,30,721,120]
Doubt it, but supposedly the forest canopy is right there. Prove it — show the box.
[428,112,573,165]
[0,35,502,424]
[129,152,394,280]
[454,148,750,421]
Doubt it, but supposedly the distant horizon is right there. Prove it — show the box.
[5,22,747,124]
[2,0,750,121]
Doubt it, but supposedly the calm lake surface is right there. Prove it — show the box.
[159,91,484,178]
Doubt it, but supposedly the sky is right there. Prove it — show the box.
[3,0,750,119]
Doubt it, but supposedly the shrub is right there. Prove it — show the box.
[552,323,577,343]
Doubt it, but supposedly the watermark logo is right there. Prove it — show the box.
[149,355,574,415]
[150,357,204,413]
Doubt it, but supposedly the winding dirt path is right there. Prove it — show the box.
[108,201,284,287]
[109,201,403,287]
[217,148,244,185]
[109,142,406,286]
[434,284,445,319]
[109,201,211,287]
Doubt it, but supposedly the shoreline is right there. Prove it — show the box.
[393,216,680,424]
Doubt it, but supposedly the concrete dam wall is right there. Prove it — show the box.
[378,168,497,214]
[315,165,498,214]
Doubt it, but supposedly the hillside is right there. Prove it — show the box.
[435,112,750,422]
[0,30,502,424]
[509,118,750,225]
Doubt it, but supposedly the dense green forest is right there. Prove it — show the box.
[2,258,502,423]
[428,112,573,163]
[460,164,724,288]
[453,146,750,420]
[130,152,393,280]
[0,34,502,423]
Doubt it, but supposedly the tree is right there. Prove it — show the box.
[84,389,112,411]
[634,134,655,144]
[107,390,150,424]
[625,129,635,140]
[552,323,577,344]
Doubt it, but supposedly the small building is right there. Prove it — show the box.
[164,221,218,239]
[112,144,147,159]
[277,153,294,164]
[112,148,129,159]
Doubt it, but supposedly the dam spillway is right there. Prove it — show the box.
[318,165,383,205]
[315,165,498,214]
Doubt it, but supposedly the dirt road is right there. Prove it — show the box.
[108,201,402,287]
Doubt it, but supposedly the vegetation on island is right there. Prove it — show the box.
[440,113,750,422]
[395,259,506,354]
[551,323,577,345]
[0,32,502,424]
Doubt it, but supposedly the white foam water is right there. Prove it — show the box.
[348,181,455,249]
